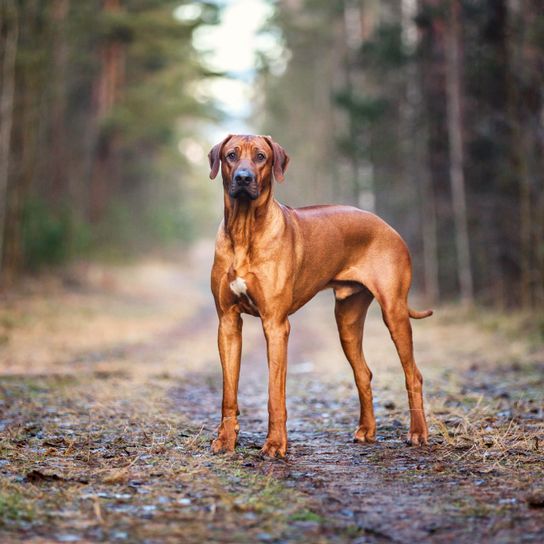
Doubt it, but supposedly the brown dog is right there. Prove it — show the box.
[209,134,432,458]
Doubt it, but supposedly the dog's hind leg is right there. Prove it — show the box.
[360,248,429,446]
[334,287,376,443]
[378,293,429,446]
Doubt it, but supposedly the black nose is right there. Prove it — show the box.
[234,169,255,186]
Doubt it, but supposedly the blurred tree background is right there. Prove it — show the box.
[257,0,544,309]
[1,0,543,311]
[0,0,219,286]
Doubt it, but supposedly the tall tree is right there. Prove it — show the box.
[49,0,70,206]
[402,0,439,303]
[259,0,544,309]
[416,0,457,299]
[0,0,19,278]
[506,0,544,308]
[0,0,220,284]
[89,0,126,222]
[444,0,473,303]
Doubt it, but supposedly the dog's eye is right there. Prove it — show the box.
[256,152,266,162]
[226,152,237,161]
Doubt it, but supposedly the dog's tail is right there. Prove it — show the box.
[408,307,433,319]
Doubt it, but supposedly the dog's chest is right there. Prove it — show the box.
[221,240,277,315]
[229,276,249,298]
[228,272,258,314]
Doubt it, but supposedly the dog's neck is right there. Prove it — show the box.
[223,182,283,273]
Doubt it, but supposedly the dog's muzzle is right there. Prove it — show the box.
[229,169,259,200]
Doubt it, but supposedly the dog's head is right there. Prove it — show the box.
[208,135,289,201]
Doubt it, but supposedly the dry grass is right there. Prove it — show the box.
[0,374,321,542]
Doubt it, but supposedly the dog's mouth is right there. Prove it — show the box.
[229,184,259,200]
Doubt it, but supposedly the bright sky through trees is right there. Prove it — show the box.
[177,0,278,138]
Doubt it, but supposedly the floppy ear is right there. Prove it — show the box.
[208,135,232,180]
[264,136,290,182]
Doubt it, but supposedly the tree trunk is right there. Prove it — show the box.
[417,0,457,300]
[89,0,125,223]
[520,0,544,309]
[50,0,70,206]
[342,0,363,205]
[0,0,19,282]
[505,0,544,308]
[445,0,473,304]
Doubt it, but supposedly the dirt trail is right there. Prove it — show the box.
[0,242,543,543]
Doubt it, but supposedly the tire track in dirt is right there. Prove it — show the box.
[64,303,217,368]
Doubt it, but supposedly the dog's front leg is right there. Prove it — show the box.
[261,317,290,458]
[212,309,242,454]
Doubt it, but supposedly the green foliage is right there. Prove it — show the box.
[359,23,409,70]
[22,199,90,271]
[98,11,135,44]
[146,202,195,245]
[288,509,324,523]
[528,16,544,49]
[0,491,34,526]
[19,194,190,270]
[1,0,222,278]
[334,91,388,124]
[90,195,196,261]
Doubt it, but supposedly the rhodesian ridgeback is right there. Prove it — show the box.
[209,134,432,458]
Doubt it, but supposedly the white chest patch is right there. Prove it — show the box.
[230,277,248,297]
[229,277,257,309]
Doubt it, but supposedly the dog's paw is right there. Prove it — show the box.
[406,431,429,446]
[260,438,287,459]
[211,435,236,454]
[353,426,376,444]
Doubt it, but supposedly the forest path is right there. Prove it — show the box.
[0,241,543,543]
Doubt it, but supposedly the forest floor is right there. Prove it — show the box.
[0,241,543,543]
